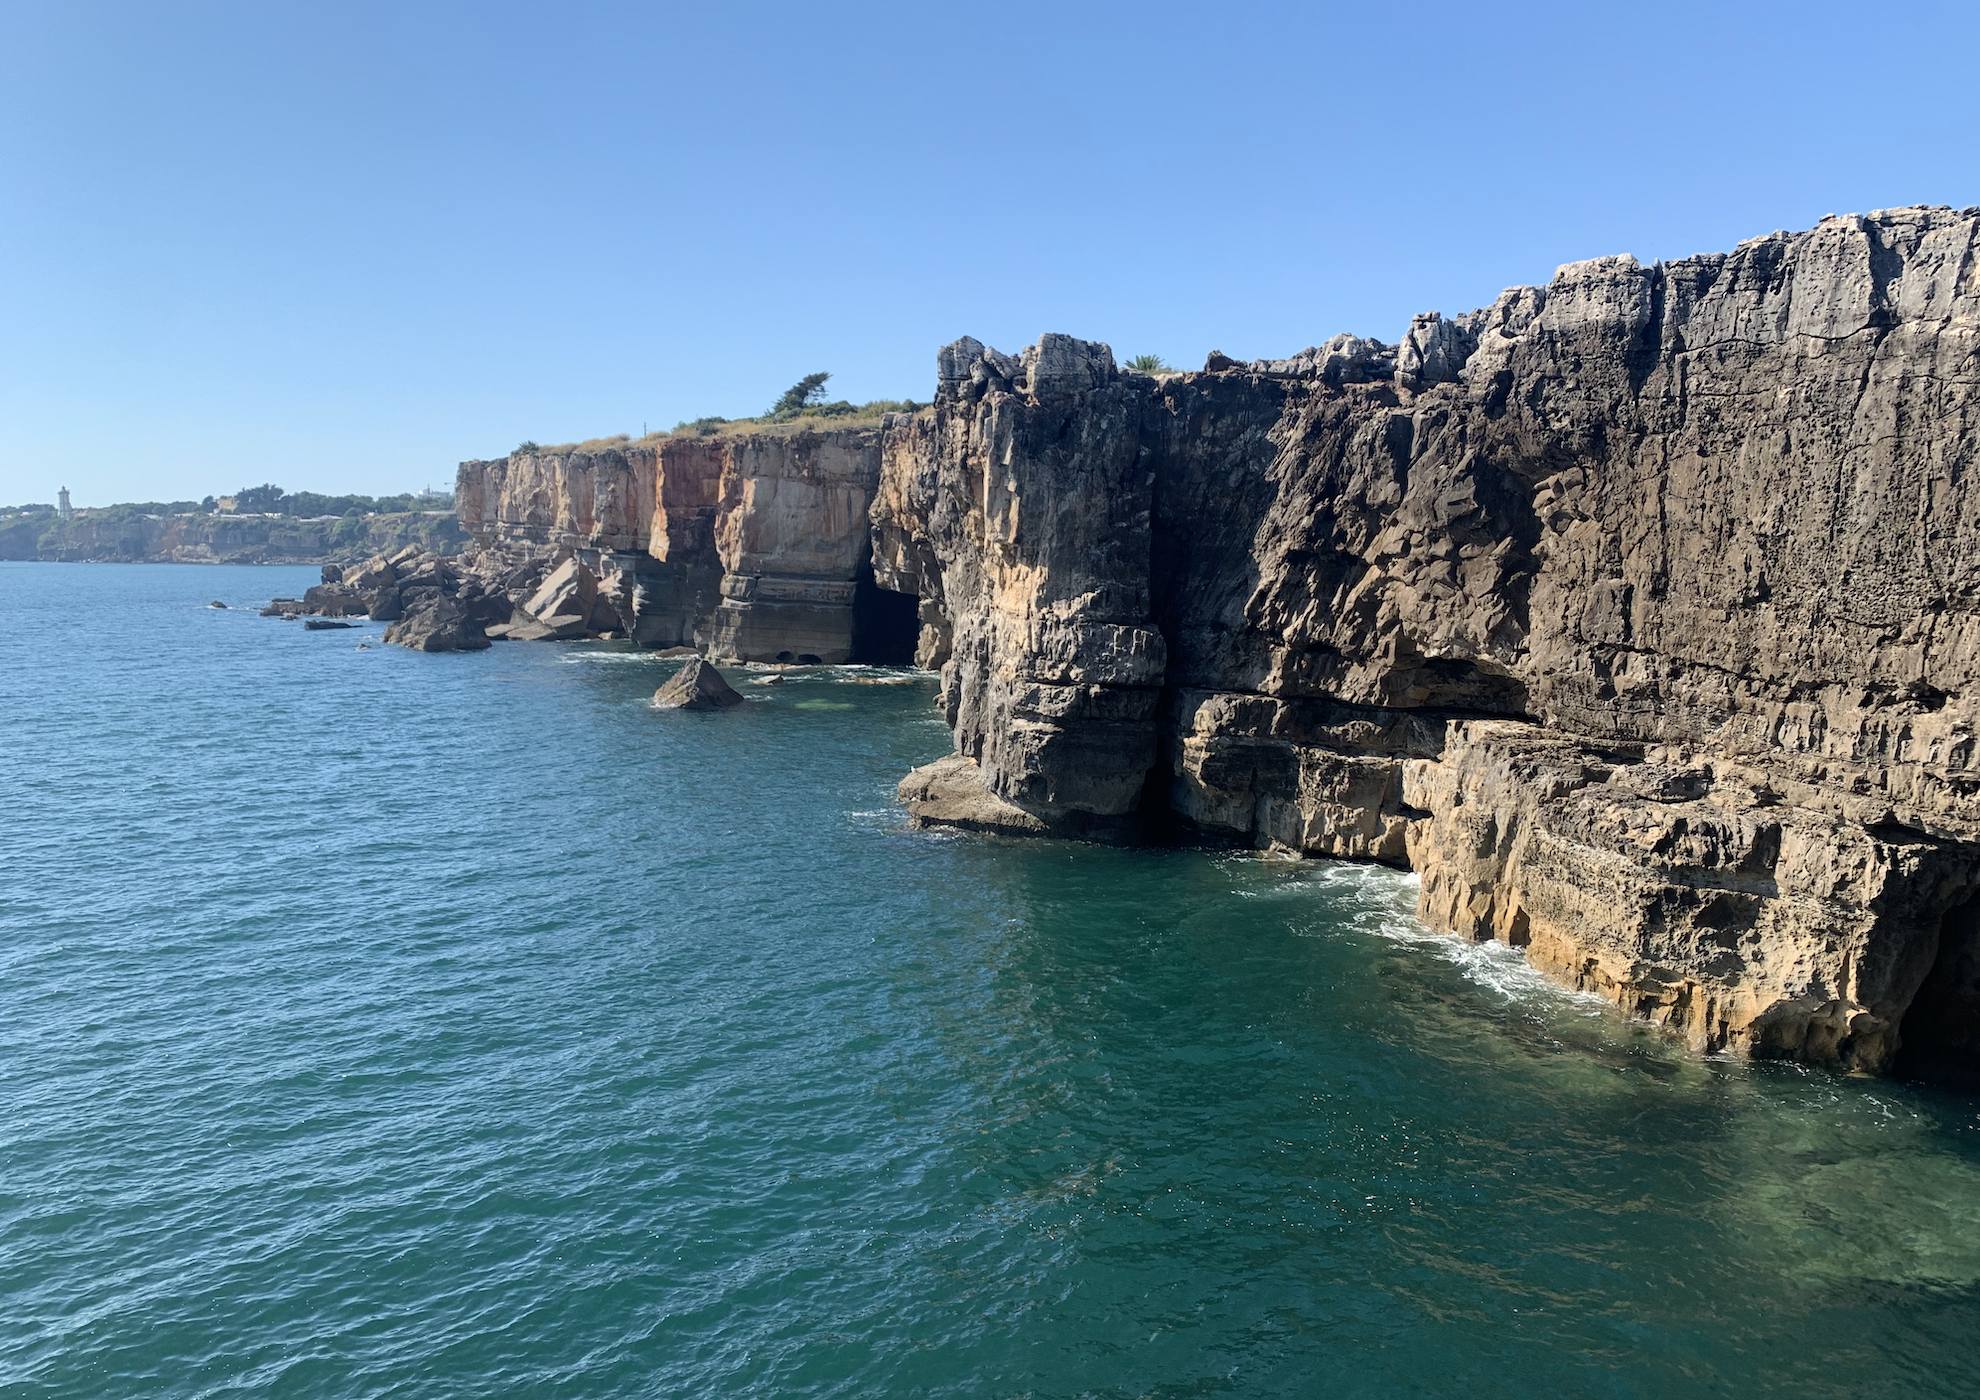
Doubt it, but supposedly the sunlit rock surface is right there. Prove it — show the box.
[880,207,1980,1075]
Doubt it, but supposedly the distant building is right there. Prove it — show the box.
[57,487,72,520]
[215,496,238,513]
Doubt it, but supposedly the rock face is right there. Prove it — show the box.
[878,207,1980,1078]
[652,657,745,710]
[456,429,917,663]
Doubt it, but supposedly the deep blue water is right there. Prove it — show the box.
[2,562,1978,1399]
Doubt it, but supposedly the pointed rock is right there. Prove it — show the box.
[652,657,745,710]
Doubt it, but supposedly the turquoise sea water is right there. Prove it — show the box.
[2,562,1978,1399]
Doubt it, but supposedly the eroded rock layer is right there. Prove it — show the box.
[881,207,1980,1076]
[455,428,916,663]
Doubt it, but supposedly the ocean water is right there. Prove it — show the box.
[2,562,1978,1400]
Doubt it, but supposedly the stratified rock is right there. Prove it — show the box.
[453,425,886,659]
[522,557,603,639]
[876,331,1164,828]
[898,755,1047,834]
[486,618,560,641]
[874,207,1980,1076]
[651,657,745,710]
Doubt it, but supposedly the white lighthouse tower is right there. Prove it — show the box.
[57,487,72,520]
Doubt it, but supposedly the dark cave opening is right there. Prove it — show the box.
[1894,891,1980,1089]
[851,564,919,666]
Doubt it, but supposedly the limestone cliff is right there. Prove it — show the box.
[880,207,1980,1079]
[456,428,918,662]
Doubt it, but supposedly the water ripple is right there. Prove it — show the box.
[1,563,1977,1400]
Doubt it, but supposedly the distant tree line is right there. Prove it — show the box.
[1,484,453,519]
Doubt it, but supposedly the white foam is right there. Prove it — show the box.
[557,650,663,664]
[1264,857,1610,1015]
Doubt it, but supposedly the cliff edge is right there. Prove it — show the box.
[879,207,1980,1078]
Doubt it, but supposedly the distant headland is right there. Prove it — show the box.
[0,483,465,564]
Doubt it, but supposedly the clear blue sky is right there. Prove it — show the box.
[5,0,1976,505]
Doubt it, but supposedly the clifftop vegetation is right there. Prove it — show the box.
[513,373,920,457]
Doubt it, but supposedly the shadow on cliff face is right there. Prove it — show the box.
[1894,892,1980,1089]
[850,558,918,666]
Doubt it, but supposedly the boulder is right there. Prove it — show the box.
[464,590,513,626]
[303,619,356,630]
[320,564,344,584]
[655,645,700,658]
[523,558,602,638]
[652,657,745,710]
[208,600,228,609]
[383,598,490,652]
[395,557,456,591]
[486,618,561,641]
[302,583,370,617]
[346,555,398,592]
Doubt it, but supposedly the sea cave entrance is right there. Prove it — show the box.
[1894,890,1980,1088]
[851,564,919,666]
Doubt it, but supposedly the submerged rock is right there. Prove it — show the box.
[652,657,745,710]
[208,600,228,609]
[303,619,356,631]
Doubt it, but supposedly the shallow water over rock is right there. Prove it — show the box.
[3,562,1977,1399]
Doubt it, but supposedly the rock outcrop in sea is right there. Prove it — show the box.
[452,207,1980,1079]
[652,657,746,710]
[284,545,505,651]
